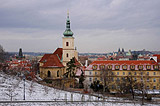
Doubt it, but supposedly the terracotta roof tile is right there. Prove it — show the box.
[40,48,64,68]
[42,54,64,68]
[39,54,53,62]
[53,48,63,60]
[91,60,157,65]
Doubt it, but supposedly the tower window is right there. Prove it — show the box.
[66,53,69,57]
[66,42,69,46]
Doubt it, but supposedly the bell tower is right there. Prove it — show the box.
[62,12,78,66]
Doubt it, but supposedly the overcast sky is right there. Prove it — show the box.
[0,0,160,53]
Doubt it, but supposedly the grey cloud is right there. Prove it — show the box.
[0,0,160,52]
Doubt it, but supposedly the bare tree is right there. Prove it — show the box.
[5,78,20,101]
[100,67,115,93]
[29,81,35,96]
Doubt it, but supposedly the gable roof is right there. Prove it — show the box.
[53,48,63,60]
[39,48,64,68]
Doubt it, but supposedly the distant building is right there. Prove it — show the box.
[85,55,160,92]
[16,48,25,59]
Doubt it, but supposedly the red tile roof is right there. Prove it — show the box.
[42,54,64,67]
[39,54,53,62]
[53,48,63,60]
[40,48,64,68]
[91,60,157,65]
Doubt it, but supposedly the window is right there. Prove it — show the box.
[95,78,97,81]
[111,78,114,81]
[141,78,143,81]
[112,85,115,89]
[89,77,92,81]
[134,78,137,81]
[147,78,149,82]
[147,72,149,75]
[117,72,119,75]
[66,53,69,57]
[100,65,105,70]
[154,72,156,75]
[122,65,127,70]
[122,77,125,81]
[115,65,120,70]
[100,77,103,81]
[141,72,143,75]
[128,72,131,75]
[112,72,114,75]
[92,65,97,70]
[146,65,151,70]
[57,70,59,77]
[66,42,69,46]
[130,65,135,70]
[153,78,156,82]
[107,65,112,70]
[95,72,97,75]
[154,65,159,70]
[138,65,143,70]
[48,71,51,77]
[123,72,125,75]
[147,86,149,89]
[117,77,120,82]
[153,86,156,89]
[134,72,137,75]
[89,72,92,75]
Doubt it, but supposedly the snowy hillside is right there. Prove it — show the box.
[0,72,159,106]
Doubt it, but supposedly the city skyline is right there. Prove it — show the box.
[0,0,160,53]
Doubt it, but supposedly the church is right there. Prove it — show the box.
[39,13,80,86]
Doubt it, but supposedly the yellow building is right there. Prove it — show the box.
[39,13,79,87]
[85,56,160,92]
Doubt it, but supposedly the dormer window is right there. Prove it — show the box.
[138,65,143,70]
[146,65,151,70]
[100,65,105,70]
[92,65,97,70]
[130,65,135,70]
[115,65,120,70]
[154,65,159,70]
[107,65,112,70]
[122,65,127,70]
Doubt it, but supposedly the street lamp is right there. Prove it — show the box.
[23,74,25,100]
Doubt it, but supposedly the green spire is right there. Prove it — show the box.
[63,12,73,37]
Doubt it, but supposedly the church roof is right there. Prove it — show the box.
[39,48,64,68]
[53,48,63,60]
[42,55,64,68]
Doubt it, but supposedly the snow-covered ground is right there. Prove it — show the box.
[0,72,159,106]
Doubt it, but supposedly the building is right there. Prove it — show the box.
[85,55,160,92]
[39,13,79,87]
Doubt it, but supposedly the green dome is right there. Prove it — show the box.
[63,30,73,36]
[63,13,73,37]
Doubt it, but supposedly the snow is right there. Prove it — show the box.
[0,72,160,106]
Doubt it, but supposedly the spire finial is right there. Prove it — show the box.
[67,10,69,18]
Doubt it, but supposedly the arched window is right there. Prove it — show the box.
[66,53,69,57]
[66,42,69,46]
[48,71,51,77]
[57,70,59,77]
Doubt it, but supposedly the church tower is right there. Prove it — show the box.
[62,12,78,66]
